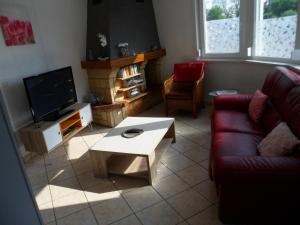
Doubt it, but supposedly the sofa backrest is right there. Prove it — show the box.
[285,86,300,138]
[262,67,300,138]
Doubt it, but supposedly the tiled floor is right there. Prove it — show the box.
[24,104,223,225]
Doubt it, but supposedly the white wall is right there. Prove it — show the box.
[152,0,275,95]
[153,0,198,79]
[0,0,89,130]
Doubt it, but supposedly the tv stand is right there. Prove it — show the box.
[43,109,75,122]
[20,103,92,153]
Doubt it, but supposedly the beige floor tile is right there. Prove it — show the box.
[91,197,132,225]
[77,171,112,189]
[187,206,223,225]
[56,208,97,225]
[80,127,103,147]
[45,155,71,171]
[72,158,93,176]
[39,201,55,224]
[171,135,199,153]
[47,165,76,183]
[156,162,173,180]
[50,177,82,200]
[176,165,209,186]
[136,201,183,225]
[52,191,89,219]
[184,131,210,147]
[33,185,52,206]
[46,222,56,225]
[93,124,112,136]
[177,222,189,225]
[28,173,49,190]
[45,145,67,161]
[167,189,212,219]
[161,154,196,172]
[110,215,142,225]
[193,180,217,203]
[25,159,46,177]
[153,174,189,199]
[64,136,89,160]
[161,147,180,161]
[84,181,120,206]
[111,176,149,193]
[122,186,163,212]
[200,159,209,170]
[175,121,199,137]
[183,148,209,163]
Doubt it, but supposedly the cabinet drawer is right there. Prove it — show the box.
[80,104,92,127]
[43,124,62,151]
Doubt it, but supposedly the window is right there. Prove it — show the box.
[203,0,241,54]
[254,0,298,59]
[198,0,300,62]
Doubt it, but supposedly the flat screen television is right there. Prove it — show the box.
[23,66,77,122]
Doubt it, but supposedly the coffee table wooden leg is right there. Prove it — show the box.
[89,150,110,178]
[165,122,176,143]
[146,152,157,185]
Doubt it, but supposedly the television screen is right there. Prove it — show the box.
[23,66,77,122]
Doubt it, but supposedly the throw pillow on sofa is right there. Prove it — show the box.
[258,122,300,156]
[248,90,269,123]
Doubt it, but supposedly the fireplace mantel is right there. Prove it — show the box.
[81,49,166,69]
[81,49,165,127]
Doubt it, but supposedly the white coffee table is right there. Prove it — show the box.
[89,117,175,184]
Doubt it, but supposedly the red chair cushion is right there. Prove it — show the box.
[173,61,205,81]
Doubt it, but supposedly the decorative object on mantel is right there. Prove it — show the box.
[0,4,35,46]
[117,42,131,57]
[95,32,109,61]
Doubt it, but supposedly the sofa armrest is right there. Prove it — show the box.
[214,94,253,112]
[214,156,300,184]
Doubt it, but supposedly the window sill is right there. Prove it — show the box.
[200,58,300,71]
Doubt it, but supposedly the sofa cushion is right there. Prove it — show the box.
[212,132,263,158]
[262,67,300,118]
[260,101,282,134]
[248,90,268,123]
[258,122,300,156]
[213,110,263,135]
[165,90,193,100]
[284,86,300,139]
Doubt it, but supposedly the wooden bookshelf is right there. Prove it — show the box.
[117,83,144,92]
[122,92,148,104]
[116,73,143,81]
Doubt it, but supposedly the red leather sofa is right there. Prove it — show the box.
[210,67,300,225]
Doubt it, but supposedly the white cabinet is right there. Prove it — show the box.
[79,104,92,127]
[21,103,93,153]
[43,124,62,151]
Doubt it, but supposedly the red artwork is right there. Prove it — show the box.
[0,15,35,46]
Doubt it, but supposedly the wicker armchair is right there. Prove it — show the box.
[163,62,205,118]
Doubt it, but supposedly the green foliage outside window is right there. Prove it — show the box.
[206,0,239,21]
[206,0,298,21]
[264,0,298,19]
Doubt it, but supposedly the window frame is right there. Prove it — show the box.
[199,0,245,59]
[197,0,300,63]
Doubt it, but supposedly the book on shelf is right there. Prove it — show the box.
[118,65,140,78]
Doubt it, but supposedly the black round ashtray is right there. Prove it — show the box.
[121,128,144,138]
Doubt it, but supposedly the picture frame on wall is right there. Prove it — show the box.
[0,4,35,47]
